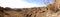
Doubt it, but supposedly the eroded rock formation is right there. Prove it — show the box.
[1,0,60,17]
[3,6,60,17]
[0,6,4,17]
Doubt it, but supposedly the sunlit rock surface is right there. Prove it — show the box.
[2,5,60,17]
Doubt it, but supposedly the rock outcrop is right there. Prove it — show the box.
[3,5,60,17]
[1,0,60,17]
[0,6,4,17]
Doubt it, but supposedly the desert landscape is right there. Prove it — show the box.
[0,0,60,17]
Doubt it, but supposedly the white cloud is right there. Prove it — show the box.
[0,0,46,8]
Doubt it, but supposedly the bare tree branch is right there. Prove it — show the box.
[43,0,50,5]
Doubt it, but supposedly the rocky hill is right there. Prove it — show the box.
[0,4,60,17]
[0,4,59,17]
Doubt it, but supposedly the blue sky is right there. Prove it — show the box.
[23,0,54,5]
[0,0,54,8]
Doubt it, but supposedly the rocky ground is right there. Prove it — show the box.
[4,6,60,17]
[0,4,60,17]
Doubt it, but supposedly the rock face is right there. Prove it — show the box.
[3,5,60,17]
[0,6,4,17]
[1,0,60,17]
